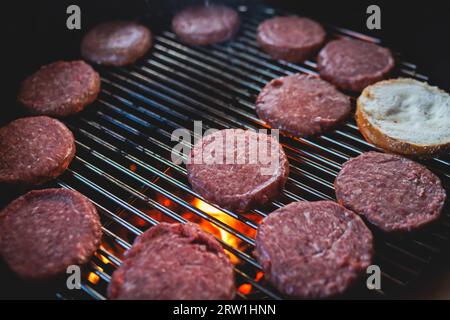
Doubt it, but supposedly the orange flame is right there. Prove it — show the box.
[191,199,243,264]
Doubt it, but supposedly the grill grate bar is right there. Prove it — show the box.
[79,283,105,300]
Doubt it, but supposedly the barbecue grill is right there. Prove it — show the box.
[1,1,449,300]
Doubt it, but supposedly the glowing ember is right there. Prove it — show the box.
[255,271,264,282]
[237,271,265,296]
[238,283,252,295]
[96,246,111,265]
[87,272,100,284]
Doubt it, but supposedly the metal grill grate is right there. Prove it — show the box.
[48,4,449,300]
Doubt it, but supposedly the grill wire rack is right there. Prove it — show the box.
[12,4,449,299]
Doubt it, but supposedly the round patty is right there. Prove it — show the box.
[172,5,240,45]
[186,129,289,211]
[318,39,395,92]
[108,222,235,300]
[0,188,102,279]
[256,74,351,137]
[0,116,76,187]
[257,16,326,62]
[18,60,100,117]
[81,21,152,66]
[255,201,373,298]
[335,151,446,233]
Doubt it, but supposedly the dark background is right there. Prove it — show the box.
[2,0,450,126]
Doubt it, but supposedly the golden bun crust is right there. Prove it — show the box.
[356,78,450,158]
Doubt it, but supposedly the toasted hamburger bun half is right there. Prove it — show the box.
[356,78,450,157]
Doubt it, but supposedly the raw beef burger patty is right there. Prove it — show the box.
[257,16,326,62]
[335,152,446,232]
[0,188,102,279]
[186,129,289,211]
[18,60,100,117]
[0,116,76,186]
[255,201,373,298]
[108,222,235,300]
[172,5,240,45]
[256,74,351,137]
[318,39,395,92]
[81,21,152,66]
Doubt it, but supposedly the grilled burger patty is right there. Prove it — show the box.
[0,116,76,187]
[18,60,100,117]
[256,74,351,137]
[186,129,289,211]
[0,189,102,279]
[108,222,235,300]
[172,5,240,45]
[257,16,326,62]
[81,21,152,66]
[255,201,373,298]
[335,151,446,233]
[318,39,395,92]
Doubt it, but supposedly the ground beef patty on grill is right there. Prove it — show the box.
[257,16,326,62]
[172,5,240,45]
[0,116,76,187]
[255,201,373,298]
[335,151,446,233]
[18,60,100,117]
[318,39,395,92]
[0,189,102,279]
[81,21,152,66]
[256,74,351,137]
[186,129,289,211]
[108,222,235,300]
